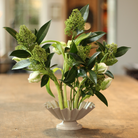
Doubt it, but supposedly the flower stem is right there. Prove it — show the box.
[48,70,63,109]
[63,84,68,108]
[53,76,64,109]
[74,77,87,109]
[63,53,69,108]
[70,88,73,110]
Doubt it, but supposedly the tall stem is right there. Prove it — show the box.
[63,54,69,108]
[70,88,73,110]
[74,78,87,109]
[63,84,68,108]
[53,76,64,109]
[49,70,64,109]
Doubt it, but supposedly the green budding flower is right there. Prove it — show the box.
[65,9,85,36]
[106,43,117,54]
[104,43,118,66]
[31,45,47,63]
[16,25,36,49]
[77,45,91,61]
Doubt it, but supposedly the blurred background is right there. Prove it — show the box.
[0,0,138,79]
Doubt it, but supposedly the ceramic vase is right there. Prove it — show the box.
[45,100,95,130]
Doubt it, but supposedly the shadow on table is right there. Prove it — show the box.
[43,128,122,138]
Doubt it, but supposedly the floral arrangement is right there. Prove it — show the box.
[4,5,130,110]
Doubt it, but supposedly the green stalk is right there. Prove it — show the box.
[63,54,69,108]
[70,88,73,110]
[40,68,64,109]
[46,69,63,109]
[63,84,68,108]
[74,77,87,109]
[78,95,90,107]
[52,75,64,109]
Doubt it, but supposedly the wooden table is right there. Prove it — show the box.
[0,74,138,138]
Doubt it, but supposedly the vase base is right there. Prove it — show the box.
[56,121,82,130]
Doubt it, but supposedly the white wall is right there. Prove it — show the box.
[0,0,14,57]
[0,0,7,56]
[110,0,138,75]
[39,0,66,67]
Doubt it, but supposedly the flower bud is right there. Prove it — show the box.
[97,63,108,74]
[52,47,61,55]
[52,42,66,55]
[100,77,112,90]
[28,71,41,83]
[12,57,22,62]
[67,40,72,48]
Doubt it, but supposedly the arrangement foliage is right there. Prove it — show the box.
[4,5,130,110]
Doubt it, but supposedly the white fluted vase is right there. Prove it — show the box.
[45,100,95,130]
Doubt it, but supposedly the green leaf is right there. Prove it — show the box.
[10,50,31,58]
[70,41,78,53]
[45,78,55,98]
[103,40,107,47]
[80,4,89,22]
[4,27,17,39]
[87,52,101,69]
[36,20,51,44]
[64,66,77,84]
[47,53,54,61]
[64,47,70,53]
[42,43,51,50]
[69,53,84,63]
[50,64,58,68]
[42,43,51,53]
[96,42,105,51]
[105,70,114,79]
[34,29,37,35]
[80,32,96,45]
[45,53,54,68]
[115,46,130,57]
[73,61,85,66]
[12,59,31,70]
[89,70,97,84]
[75,32,91,46]
[86,32,106,43]
[100,53,108,62]
[41,75,49,87]
[78,68,87,77]
[95,91,108,106]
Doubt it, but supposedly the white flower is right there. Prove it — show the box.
[28,71,41,83]
[100,77,112,90]
[67,40,72,48]
[97,63,108,74]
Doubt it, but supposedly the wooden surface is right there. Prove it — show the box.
[0,74,138,138]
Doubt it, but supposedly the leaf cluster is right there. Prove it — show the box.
[96,41,130,66]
